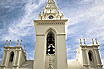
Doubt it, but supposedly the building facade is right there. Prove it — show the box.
[0,0,103,69]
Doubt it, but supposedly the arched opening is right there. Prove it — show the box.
[9,51,14,62]
[46,31,55,55]
[88,50,96,68]
[88,50,93,61]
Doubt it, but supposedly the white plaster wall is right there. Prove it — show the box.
[36,24,65,34]
[34,35,46,69]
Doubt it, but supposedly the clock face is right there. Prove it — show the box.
[48,15,54,19]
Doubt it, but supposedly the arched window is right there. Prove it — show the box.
[9,51,14,62]
[46,31,55,55]
[88,50,93,61]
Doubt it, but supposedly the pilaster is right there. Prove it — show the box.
[93,48,103,68]
[85,48,90,67]
[93,48,99,67]
[84,47,90,67]
[4,49,10,67]
[17,49,22,67]
[81,48,86,65]
[34,35,46,69]
[96,49,102,65]
[57,35,67,69]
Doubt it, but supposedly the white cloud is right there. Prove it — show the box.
[79,0,104,5]
[67,0,104,41]
[1,0,46,41]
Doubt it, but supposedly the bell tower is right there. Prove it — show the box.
[33,0,68,69]
[76,39,103,69]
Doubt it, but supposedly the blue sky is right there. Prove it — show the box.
[0,0,104,66]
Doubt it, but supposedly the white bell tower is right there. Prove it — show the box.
[33,0,68,69]
[76,39,103,69]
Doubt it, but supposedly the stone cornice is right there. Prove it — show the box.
[38,22,65,25]
[36,33,66,36]
[4,46,22,48]
[80,45,99,47]
[36,34,45,36]
[34,19,68,24]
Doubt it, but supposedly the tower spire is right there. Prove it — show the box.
[44,0,59,14]
[48,0,55,3]
[38,0,61,20]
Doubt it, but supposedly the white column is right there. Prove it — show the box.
[95,49,99,64]
[95,49,102,68]
[96,49,102,64]
[4,50,10,67]
[84,49,88,65]
[82,49,86,65]
[85,48,89,65]
[17,50,22,66]
[85,49,90,66]
[93,49,99,68]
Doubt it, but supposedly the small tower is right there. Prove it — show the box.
[77,39,103,69]
[0,40,26,69]
[33,0,68,69]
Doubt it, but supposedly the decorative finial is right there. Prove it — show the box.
[17,40,19,47]
[50,9,52,13]
[61,12,64,18]
[83,39,86,45]
[80,39,82,46]
[24,45,26,52]
[9,40,11,47]
[95,39,98,45]
[92,39,94,45]
[60,16,62,20]
[39,12,41,16]
[20,40,22,47]
[43,11,44,14]
[5,40,8,47]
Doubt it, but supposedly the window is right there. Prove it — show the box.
[47,31,55,55]
[48,15,54,19]
[9,51,14,62]
[88,51,93,61]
